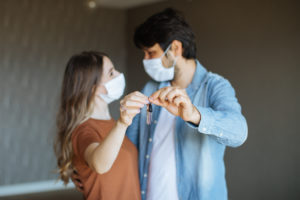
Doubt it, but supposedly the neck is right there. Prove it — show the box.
[171,58,196,88]
[90,97,111,120]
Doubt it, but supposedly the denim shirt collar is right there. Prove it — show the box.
[158,59,208,93]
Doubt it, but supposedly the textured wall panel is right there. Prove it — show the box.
[0,0,127,185]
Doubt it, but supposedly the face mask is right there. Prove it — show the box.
[99,73,125,104]
[143,44,178,82]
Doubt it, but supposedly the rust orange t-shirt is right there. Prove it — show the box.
[71,118,141,200]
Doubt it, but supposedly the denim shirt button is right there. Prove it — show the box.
[149,138,152,142]
[144,173,147,177]
[141,190,145,195]
[146,155,150,159]
[153,120,157,124]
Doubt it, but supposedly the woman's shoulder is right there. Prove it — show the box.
[71,119,98,140]
[72,118,115,139]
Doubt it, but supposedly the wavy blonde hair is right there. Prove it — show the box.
[54,51,107,184]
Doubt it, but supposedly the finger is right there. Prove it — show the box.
[150,89,163,100]
[132,91,148,98]
[150,89,170,107]
[123,100,145,108]
[166,88,183,103]
[131,91,149,102]
[131,95,149,104]
[75,179,83,187]
[123,95,148,105]
[158,87,173,102]
[74,184,84,193]
[124,109,141,115]
[150,98,164,107]
[173,96,188,107]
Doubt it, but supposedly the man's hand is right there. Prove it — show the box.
[71,169,84,193]
[149,86,201,125]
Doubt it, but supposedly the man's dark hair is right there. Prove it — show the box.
[134,8,196,59]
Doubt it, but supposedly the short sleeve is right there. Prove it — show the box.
[72,127,102,161]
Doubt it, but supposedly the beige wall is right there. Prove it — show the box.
[0,0,127,185]
[126,0,300,199]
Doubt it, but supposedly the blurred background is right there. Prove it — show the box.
[0,0,299,199]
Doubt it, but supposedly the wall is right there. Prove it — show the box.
[1,0,299,198]
[126,0,300,199]
[0,0,127,185]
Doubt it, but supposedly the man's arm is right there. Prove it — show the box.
[190,77,248,147]
[149,76,248,148]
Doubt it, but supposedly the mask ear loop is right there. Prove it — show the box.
[160,44,172,59]
[164,44,178,68]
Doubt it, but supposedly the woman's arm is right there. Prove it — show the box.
[84,91,148,174]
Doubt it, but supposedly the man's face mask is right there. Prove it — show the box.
[143,44,178,82]
[99,73,125,104]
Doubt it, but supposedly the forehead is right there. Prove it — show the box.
[102,56,114,71]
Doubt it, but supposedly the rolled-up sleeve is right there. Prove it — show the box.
[188,76,248,147]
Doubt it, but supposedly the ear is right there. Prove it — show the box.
[170,40,183,57]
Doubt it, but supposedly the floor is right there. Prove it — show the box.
[1,189,83,200]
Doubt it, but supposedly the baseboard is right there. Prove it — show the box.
[0,180,75,197]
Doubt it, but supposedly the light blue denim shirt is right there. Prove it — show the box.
[126,60,248,200]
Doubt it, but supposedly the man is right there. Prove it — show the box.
[124,8,248,200]
[73,8,248,200]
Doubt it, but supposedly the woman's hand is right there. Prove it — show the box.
[71,168,84,193]
[119,91,149,126]
[149,86,201,125]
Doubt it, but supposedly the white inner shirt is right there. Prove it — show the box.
[146,107,179,200]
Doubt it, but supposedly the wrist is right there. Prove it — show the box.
[117,119,129,129]
[189,106,201,125]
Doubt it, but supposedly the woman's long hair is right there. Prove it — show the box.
[54,51,107,184]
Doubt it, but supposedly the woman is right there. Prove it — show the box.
[54,51,148,200]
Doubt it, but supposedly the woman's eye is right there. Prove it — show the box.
[110,71,114,76]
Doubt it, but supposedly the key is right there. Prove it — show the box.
[147,103,152,125]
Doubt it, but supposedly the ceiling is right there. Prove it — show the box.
[94,0,166,9]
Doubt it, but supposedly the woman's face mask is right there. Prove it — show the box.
[99,73,125,104]
[143,44,178,82]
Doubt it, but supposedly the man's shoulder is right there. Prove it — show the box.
[205,71,236,97]
[207,71,226,82]
[206,71,232,87]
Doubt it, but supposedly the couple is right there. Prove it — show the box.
[54,8,248,200]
